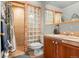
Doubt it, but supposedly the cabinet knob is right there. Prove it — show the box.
[55,42,58,44]
[52,41,54,43]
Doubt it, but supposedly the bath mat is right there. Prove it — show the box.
[13,54,30,58]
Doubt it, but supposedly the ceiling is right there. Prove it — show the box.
[46,1,78,9]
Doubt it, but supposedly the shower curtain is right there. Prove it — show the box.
[5,1,16,52]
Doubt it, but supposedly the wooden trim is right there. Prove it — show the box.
[46,9,55,12]
[55,11,62,13]
[23,8,26,53]
[46,9,62,13]
[27,4,41,9]
[53,11,55,24]
[24,2,28,52]
[11,2,25,8]
[60,20,79,25]
[12,5,24,8]
[11,1,25,5]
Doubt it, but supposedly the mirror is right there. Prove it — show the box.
[71,13,79,21]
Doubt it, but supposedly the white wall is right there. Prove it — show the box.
[45,4,62,12]
[60,2,79,34]
[62,2,79,20]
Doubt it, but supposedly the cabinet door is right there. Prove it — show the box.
[55,39,62,58]
[69,45,79,58]
[62,43,79,58]
[44,36,55,58]
[62,43,72,58]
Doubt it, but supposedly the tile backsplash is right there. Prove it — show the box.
[44,22,79,37]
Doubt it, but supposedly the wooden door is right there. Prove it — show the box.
[55,39,62,58]
[67,44,79,58]
[62,43,72,58]
[12,3,25,51]
[62,43,79,58]
[44,36,55,58]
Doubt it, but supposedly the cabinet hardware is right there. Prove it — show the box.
[70,56,77,58]
[55,42,58,44]
[52,41,54,43]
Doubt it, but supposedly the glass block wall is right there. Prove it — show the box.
[27,5,41,45]
[45,10,54,24]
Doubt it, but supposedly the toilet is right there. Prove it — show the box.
[29,42,43,56]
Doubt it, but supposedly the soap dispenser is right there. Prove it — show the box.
[53,24,60,34]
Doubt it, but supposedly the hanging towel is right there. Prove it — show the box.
[1,2,8,58]
[3,2,16,52]
[1,2,9,52]
[1,20,9,52]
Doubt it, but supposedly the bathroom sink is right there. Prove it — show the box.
[45,34,79,42]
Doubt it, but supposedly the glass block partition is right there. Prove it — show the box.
[45,9,62,25]
[26,5,41,45]
[45,10,54,24]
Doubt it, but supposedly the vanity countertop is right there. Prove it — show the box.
[45,34,79,47]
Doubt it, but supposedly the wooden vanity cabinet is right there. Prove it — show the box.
[44,36,79,58]
[44,36,55,58]
[62,43,79,58]
[44,36,62,58]
[55,39,62,58]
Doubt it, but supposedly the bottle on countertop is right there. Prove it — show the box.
[53,24,60,34]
